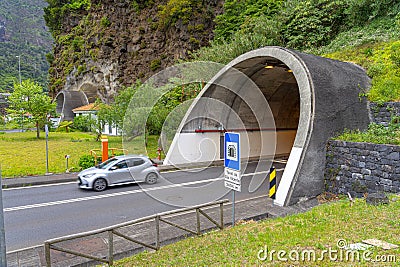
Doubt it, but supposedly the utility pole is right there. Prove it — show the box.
[16,55,21,85]
[16,56,23,132]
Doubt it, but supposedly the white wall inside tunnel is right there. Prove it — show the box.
[164,130,296,165]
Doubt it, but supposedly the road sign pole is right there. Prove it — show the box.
[224,132,240,226]
[45,125,49,174]
[0,166,7,266]
[232,190,235,226]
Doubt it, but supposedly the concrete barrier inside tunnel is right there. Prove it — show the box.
[164,46,371,206]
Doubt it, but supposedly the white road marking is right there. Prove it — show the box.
[3,168,285,212]
[4,177,222,212]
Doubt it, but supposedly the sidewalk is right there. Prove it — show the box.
[2,172,78,189]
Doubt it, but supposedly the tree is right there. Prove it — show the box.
[7,79,56,138]
[96,83,139,139]
[72,115,96,132]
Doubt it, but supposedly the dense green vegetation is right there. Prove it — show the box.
[0,0,52,92]
[44,0,91,36]
[214,0,283,41]
[192,0,400,102]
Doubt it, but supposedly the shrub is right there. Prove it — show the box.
[191,16,283,64]
[150,59,161,71]
[73,115,96,132]
[214,0,283,41]
[344,0,400,27]
[281,0,347,49]
[78,154,96,169]
[369,73,400,102]
[100,16,111,27]
[157,0,201,28]
[336,122,400,145]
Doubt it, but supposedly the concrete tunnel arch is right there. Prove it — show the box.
[55,90,89,121]
[164,46,371,206]
[54,82,100,121]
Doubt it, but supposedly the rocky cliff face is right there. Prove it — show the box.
[49,0,223,102]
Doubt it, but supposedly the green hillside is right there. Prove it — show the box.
[192,0,400,101]
[0,0,53,92]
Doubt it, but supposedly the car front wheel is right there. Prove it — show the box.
[93,178,107,191]
[145,173,158,184]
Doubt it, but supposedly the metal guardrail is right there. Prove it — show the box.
[44,199,229,266]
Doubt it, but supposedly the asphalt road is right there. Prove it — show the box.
[3,160,285,252]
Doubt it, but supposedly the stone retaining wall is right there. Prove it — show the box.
[370,102,400,126]
[325,140,400,197]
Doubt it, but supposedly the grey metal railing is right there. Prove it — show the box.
[44,199,229,266]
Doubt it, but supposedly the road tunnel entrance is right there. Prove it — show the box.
[55,90,89,121]
[164,46,371,206]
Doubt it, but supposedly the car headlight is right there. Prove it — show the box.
[82,173,95,179]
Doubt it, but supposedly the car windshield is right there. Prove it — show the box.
[96,158,119,169]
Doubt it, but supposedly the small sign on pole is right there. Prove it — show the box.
[65,155,70,173]
[45,124,49,174]
[224,168,241,192]
[224,132,241,226]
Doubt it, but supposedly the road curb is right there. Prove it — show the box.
[2,178,77,189]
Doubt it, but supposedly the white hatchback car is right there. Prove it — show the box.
[78,155,160,191]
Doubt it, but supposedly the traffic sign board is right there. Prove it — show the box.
[224,180,241,192]
[224,132,240,171]
[224,132,241,192]
[224,132,241,225]
[224,168,241,184]
[224,168,241,192]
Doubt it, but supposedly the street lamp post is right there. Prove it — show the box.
[16,56,23,132]
[16,55,21,85]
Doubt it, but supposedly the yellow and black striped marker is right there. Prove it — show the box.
[269,167,276,199]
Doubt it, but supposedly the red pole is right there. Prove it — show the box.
[101,136,109,162]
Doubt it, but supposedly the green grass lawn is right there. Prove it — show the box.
[116,197,400,267]
[0,131,159,178]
